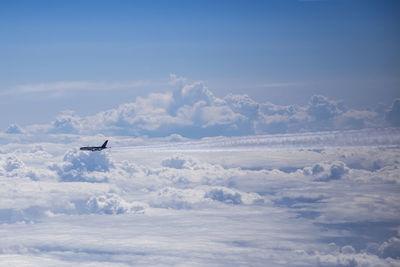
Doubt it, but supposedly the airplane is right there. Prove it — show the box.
[80,140,109,151]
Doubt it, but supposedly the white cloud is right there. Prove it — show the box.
[3,155,24,172]
[307,94,343,121]
[86,193,147,215]
[308,161,348,182]
[0,75,399,266]
[161,155,196,169]
[33,76,395,138]
[0,136,399,265]
[2,75,399,140]
[49,111,81,134]
[204,187,263,205]
[51,149,114,182]
[224,93,260,119]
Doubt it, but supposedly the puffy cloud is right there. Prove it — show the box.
[204,187,263,205]
[170,80,216,115]
[204,188,243,204]
[25,75,395,139]
[305,161,349,182]
[0,95,399,266]
[0,155,45,181]
[324,162,348,181]
[162,156,196,169]
[341,245,356,254]
[307,95,343,121]
[86,193,146,215]
[314,251,393,267]
[312,164,324,175]
[77,78,247,138]
[0,135,398,266]
[149,187,208,209]
[49,111,81,134]
[149,186,263,209]
[51,149,114,182]
[164,133,189,142]
[62,149,113,172]
[224,93,260,119]
[3,155,24,172]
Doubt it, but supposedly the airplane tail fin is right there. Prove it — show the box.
[102,140,108,149]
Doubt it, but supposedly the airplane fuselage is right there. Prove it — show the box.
[79,147,105,151]
[80,140,108,152]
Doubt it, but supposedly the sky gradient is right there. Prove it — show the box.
[1,0,399,129]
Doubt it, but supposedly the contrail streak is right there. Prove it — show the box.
[113,128,400,152]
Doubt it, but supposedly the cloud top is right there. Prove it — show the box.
[51,149,114,182]
[8,76,398,140]
[86,77,249,138]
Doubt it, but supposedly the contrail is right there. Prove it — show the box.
[113,128,400,152]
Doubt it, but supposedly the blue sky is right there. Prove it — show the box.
[1,0,399,129]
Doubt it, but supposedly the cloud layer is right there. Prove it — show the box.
[0,132,399,266]
[0,76,399,266]
[7,75,399,139]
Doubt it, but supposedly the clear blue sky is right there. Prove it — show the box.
[1,0,399,128]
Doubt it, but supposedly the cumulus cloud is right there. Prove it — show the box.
[86,193,146,215]
[0,134,399,266]
[51,149,114,182]
[149,187,208,209]
[0,154,49,181]
[3,155,25,172]
[224,93,259,119]
[308,161,349,182]
[204,188,243,204]
[307,95,343,121]
[204,187,263,205]
[161,156,196,169]
[33,75,396,139]
[49,111,81,134]
[0,76,399,265]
